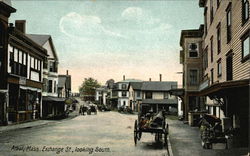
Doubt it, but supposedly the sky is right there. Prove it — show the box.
[9,0,203,92]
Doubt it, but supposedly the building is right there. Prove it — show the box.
[58,71,71,98]
[179,25,206,121]
[27,34,65,119]
[0,0,16,125]
[140,81,178,113]
[128,82,143,112]
[6,20,47,124]
[198,0,249,148]
[95,86,108,105]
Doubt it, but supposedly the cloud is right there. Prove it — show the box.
[121,7,160,25]
[59,12,126,39]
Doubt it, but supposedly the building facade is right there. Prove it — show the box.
[6,20,47,124]
[180,26,206,121]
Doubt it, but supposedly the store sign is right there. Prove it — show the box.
[199,79,210,91]
[19,77,26,85]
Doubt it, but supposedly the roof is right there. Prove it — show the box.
[179,25,204,47]
[117,79,142,83]
[42,96,65,102]
[130,82,143,90]
[27,34,58,60]
[26,34,50,46]
[0,0,16,13]
[142,99,178,105]
[141,81,177,91]
[1,0,11,6]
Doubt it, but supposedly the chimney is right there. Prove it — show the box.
[15,20,26,33]
[123,75,125,81]
[66,70,68,75]
[149,78,151,81]
[159,74,162,82]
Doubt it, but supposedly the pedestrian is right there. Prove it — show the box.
[79,105,82,115]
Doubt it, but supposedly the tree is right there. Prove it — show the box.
[79,77,101,97]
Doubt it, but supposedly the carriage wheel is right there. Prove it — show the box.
[134,120,138,145]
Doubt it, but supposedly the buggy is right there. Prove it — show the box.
[134,103,169,146]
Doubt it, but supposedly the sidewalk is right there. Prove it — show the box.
[0,111,79,134]
[167,119,249,156]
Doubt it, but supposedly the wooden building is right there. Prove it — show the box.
[198,0,249,148]
[6,20,47,124]
[0,0,16,125]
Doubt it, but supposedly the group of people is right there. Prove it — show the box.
[79,105,88,115]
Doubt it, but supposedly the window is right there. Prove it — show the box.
[164,92,169,99]
[204,7,208,36]
[18,50,22,64]
[217,59,222,77]
[23,53,26,65]
[137,91,141,97]
[210,36,214,62]
[49,61,53,72]
[122,91,127,97]
[145,92,152,99]
[217,0,221,8]
[211,68,214,84]
[203,47,208,70]
[226,3,232,43]
[122,84,126,89]
[188,43,198,58]
[54,81,57,93]
[48,80,53,93]
[210,0,214,24]
[30,57,34,68]
[14,48,18,62]
[217,23,221,54]
[226,53,233,81]
[43,78,48,92]
[242,0,249,24]
[242,34,250,62]
[189,69,198,85]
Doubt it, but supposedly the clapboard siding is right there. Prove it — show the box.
[202,0,250,83]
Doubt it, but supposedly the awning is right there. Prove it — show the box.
[142,99,178,105]
[198,79,250,96]
[42,96,66,102]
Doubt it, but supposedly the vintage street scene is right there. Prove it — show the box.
[0,0,249,156]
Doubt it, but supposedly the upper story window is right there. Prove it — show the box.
[164,92,170,99]
[48,80,53,93]
[145,92,152,99]
[188,43,199,58]
[217,0,221,8]
[217,23,221,54]
[122,91,127,97]
[204,7,208,36]
[210,0,214,24]
[210,36,214,62]
[241,32,250,62]
[137,91,141,97]
[210,68,214,84]
[242,0,249,24]
[226,3,232,43]
[49,61,58,72]
[189,69,198,86]
[10,47,27,77]
[122,84,126,89]
[217,58,222,77]
[203,47,208,70]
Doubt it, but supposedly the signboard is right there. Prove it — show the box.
[199,79,210,91]
[19,77,26,85]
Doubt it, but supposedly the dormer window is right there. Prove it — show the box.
[188,43,199,58]
[122,84,126,89]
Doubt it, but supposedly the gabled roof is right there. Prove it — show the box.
[141,81,177,91]
[27,34,58,60]
[130,82,143,90]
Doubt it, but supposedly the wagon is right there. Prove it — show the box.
[134,103,169,146]
[87,104,97,115]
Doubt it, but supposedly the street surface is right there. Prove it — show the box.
[0,109,170,156]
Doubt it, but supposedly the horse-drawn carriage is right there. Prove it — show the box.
[134,103,169,146]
